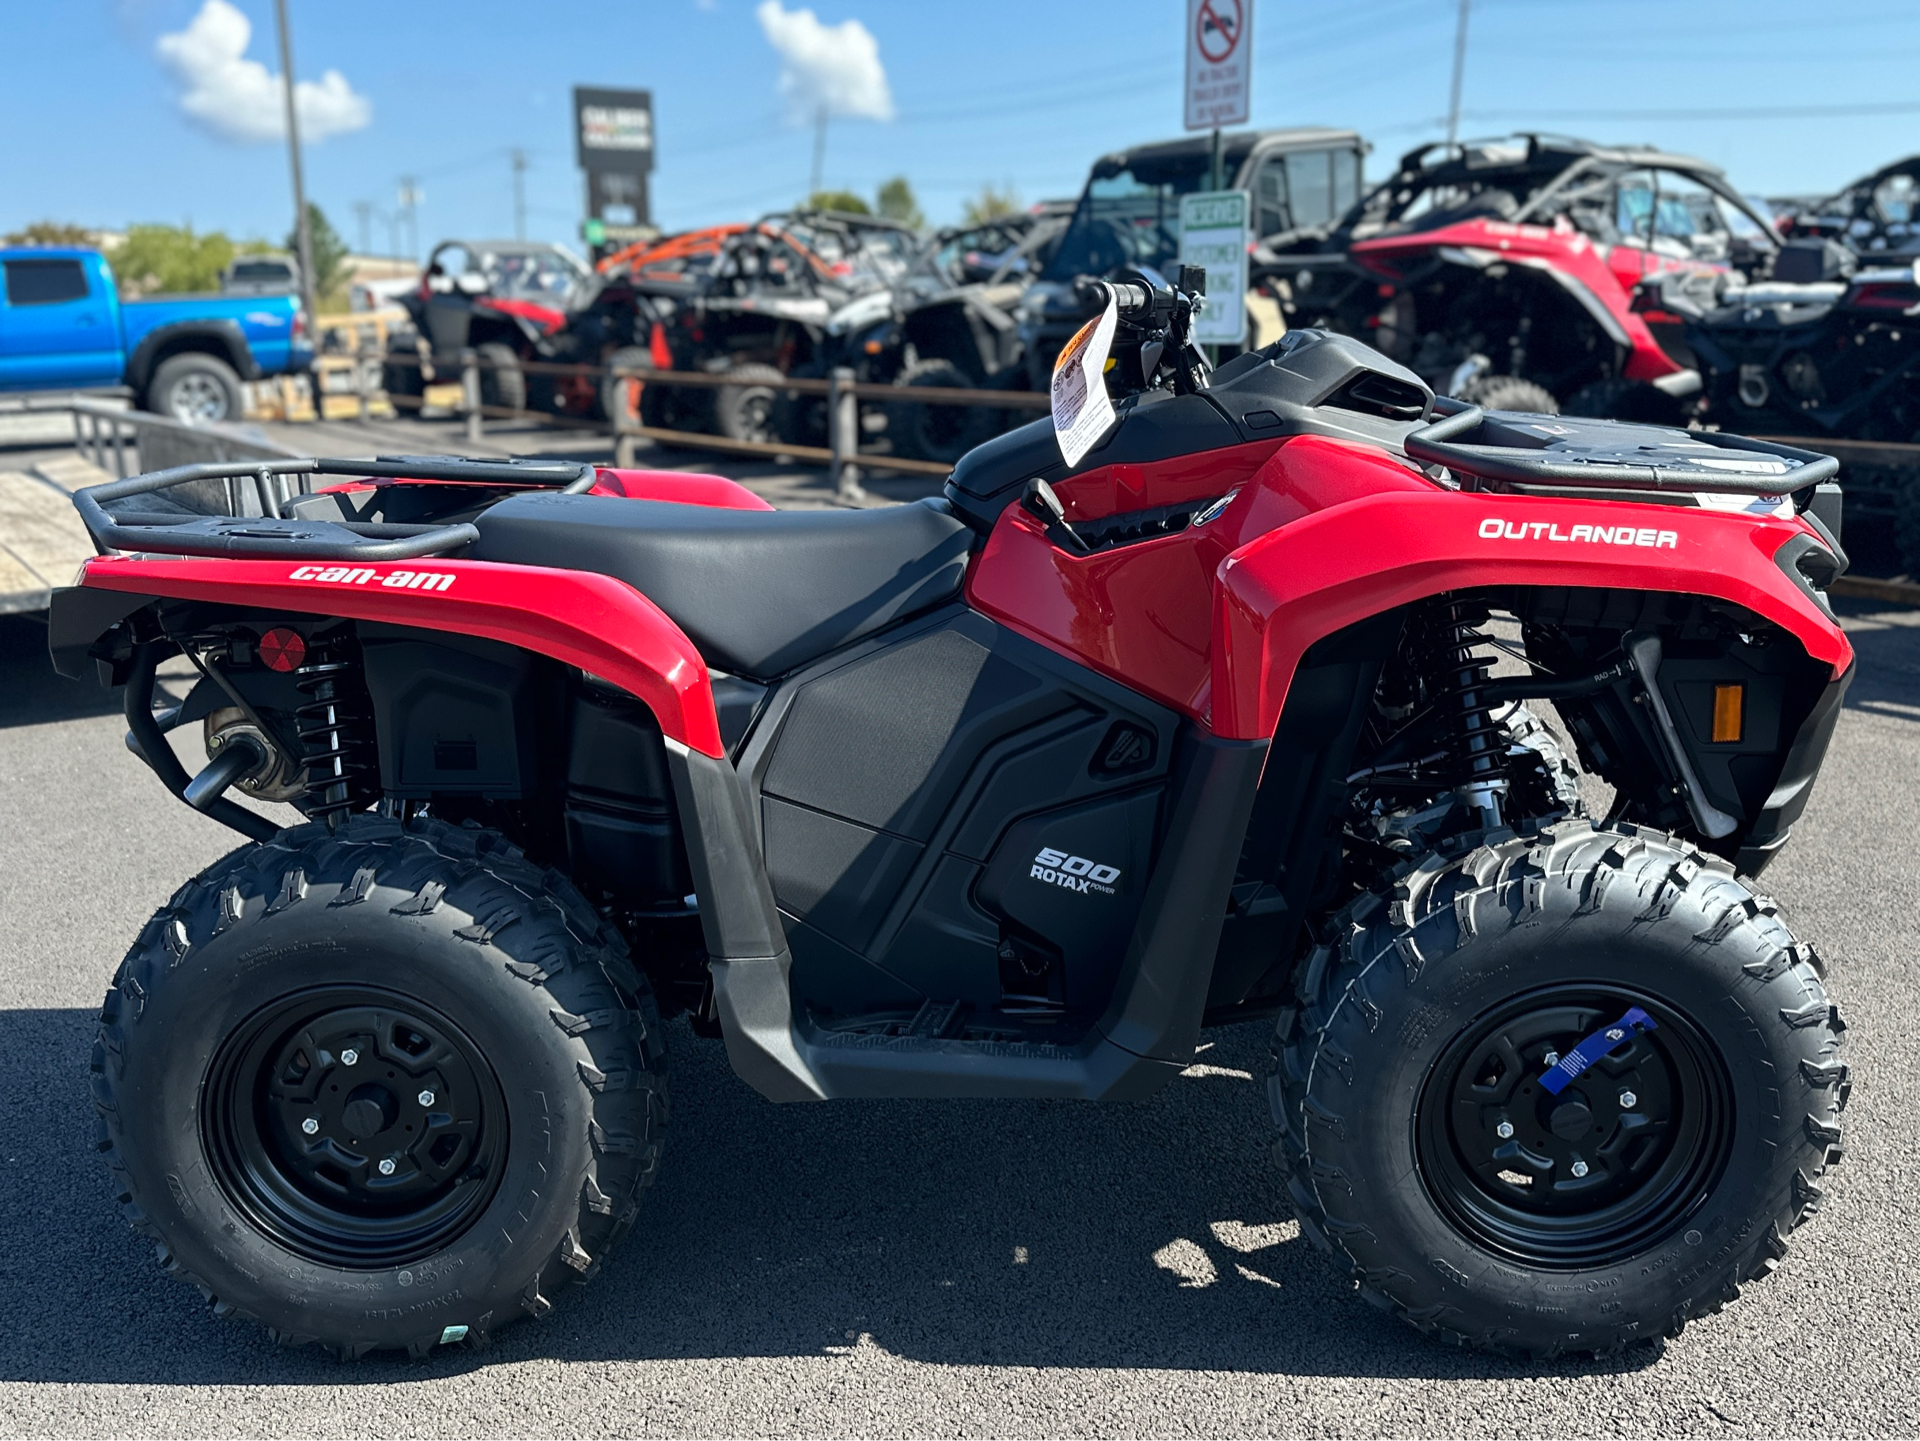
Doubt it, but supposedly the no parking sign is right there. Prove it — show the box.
[1186,0,1252,130]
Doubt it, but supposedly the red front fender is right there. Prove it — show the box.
[1210,481,1853,743]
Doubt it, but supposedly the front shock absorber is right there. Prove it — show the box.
[293,635,377,824]
[1429,598,1509,829]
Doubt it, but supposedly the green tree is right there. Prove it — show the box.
[113,224,235,295]
[807,189,871,215]
[3,220,96,247]
[288,203,351,311]
[961,183,1022,225]
[876,176,924,229]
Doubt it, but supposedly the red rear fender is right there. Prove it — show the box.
[77,554,725,757]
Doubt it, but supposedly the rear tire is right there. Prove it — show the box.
[381,336,426,402]
[600,345,655,431]
[91,815,667,1358]
[475,341,527,414]
[1457,373,1559,415]
[1271,821,1846,1357]
[887,357,996,464]
[144,351,243,425]
[1563,378,1685,426]
[713,363,785,445]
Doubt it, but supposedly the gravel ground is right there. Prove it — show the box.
[0,601,1915,1438]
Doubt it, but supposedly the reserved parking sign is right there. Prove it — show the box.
[1179,190,1251,346]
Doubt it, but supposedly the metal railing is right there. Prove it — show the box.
[376,346,1050,501]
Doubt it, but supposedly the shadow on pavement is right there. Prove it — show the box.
[0,616,121,729]
[0,1008,1661,1388]
[1835,598,1920,722]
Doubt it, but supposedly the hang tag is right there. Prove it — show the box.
[1050,292,1119,468]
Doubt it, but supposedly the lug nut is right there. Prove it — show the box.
[1619,1089,1638,1109]
[301,1117,319,1135]
[1571,1159,1590,1178]
[1495,1120,1515,1139]
[341,1048,360,1066]
[1543,1051,1560,1067]
[1606,1027,1625,1042]
[418,1090,435,1107]
[378,1157,396,1176]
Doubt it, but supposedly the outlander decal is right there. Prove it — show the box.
[1031,848,1121,895]
[1479,517,1677,549]
[288,565,456,591]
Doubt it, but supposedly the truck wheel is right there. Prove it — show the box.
[713,363,785,445]
[887,358,995,464]
[91,815,667,1358]
[475,342,527,413]
[1271,820,1846,1357]
[145,352,243,425]
[1456,373,1559,415]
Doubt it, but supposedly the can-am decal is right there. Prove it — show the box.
[1031,847,1120,895]
[1478,518,1677,549]
[288,565,455,591]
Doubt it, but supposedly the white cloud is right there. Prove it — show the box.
[156,0,371,144]
[754,1,893,124]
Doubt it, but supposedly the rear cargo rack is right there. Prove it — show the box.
[1404,403,1839,497]
[73,455,596,562]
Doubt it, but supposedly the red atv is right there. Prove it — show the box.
[54,272,1850,1360]
[1270,136,1782,419]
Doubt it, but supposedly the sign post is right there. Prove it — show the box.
[573,86,656,257]
[1180,190,1251,349]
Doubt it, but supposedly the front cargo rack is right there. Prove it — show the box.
[1404,402,1839,498]
[73,454,596,562]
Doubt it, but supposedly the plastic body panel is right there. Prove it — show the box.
[74,552,726,756]
[1346,218,1700,382]
[968,433,1852,745]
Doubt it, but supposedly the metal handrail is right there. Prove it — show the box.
[73,454,596,562]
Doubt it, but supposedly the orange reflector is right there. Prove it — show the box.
[1712,683,1744,743]
[864,339,884,354]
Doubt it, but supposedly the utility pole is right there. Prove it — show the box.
[808,104,827,203]
[1445,0,1472,148]
[511,149,527,241]
[353,200,372,258]
[397,177,421,264]
[273,0,319,323]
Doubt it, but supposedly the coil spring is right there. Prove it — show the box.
[1427,599,1509,824]
[293,640,376,824]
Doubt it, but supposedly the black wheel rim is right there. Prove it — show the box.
[202,986,508,1269]
[1414,984,1733,1269]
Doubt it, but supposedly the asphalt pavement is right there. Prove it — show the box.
[0,597,1916,1437]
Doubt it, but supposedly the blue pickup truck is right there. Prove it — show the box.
[0,247,312,423]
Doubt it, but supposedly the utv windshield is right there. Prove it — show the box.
[1047,142,1361,281]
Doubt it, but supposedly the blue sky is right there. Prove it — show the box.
[7,0,1920,256]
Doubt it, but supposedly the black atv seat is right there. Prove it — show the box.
[468,492,973,680]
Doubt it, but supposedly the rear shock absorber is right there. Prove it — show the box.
[1428,598,1509,829]
[293,635,377,825]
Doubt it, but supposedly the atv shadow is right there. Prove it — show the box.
[0,616,121,729]
[0,1007,1661,1387]
[1835,597,1920,724]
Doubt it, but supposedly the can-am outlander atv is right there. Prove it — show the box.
[52,267,1850,1361]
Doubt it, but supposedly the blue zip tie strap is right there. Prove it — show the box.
[1539,1007,1657,1096]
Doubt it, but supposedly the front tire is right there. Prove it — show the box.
[474,341,527,413]
[1271,820,1846,1356]
[1456,373,1559,415]
[92,816,666,1357]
